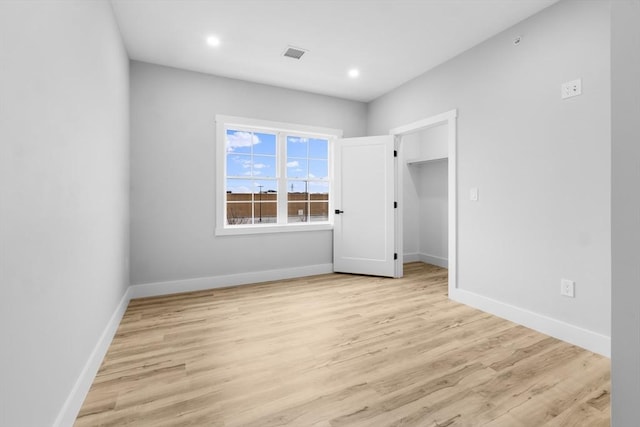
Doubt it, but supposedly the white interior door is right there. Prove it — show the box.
[333,135,396,277]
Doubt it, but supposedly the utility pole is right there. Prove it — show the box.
[257,184,263,222]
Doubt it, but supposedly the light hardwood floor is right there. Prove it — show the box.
[75,263,610,426]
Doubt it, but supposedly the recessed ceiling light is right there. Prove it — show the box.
[206,35,221,47]
[348,68,360,78]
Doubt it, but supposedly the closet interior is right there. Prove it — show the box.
[402,123,449,268]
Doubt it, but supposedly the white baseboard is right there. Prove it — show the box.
[418,253,448,268]
[449,287,611,357]
[53,287,132,427]
[403,252,448,268]
[403,252,420,263]
[130,263,335,299]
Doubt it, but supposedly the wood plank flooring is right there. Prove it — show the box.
[75,263,610,426]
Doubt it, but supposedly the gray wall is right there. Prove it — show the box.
[611,1,640,425]
[0,1,129,426]
[369,0,611,337]
[130,61,367,285]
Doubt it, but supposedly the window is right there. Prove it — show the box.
[226,130,278,225]
[286,136,330,223]
[216,115,342,235]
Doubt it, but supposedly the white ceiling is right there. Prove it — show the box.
[110,0,558,102]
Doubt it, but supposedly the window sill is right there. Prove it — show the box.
[215,222,333,236]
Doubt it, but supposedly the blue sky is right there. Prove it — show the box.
[226,130,329,194]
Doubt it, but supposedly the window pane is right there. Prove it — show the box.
[253,155,276,178]
[308,181,329,195]
[227,179,253,196]
[288,202,308,223]
[227,154,251,177]
[253,132,276,155]
[287,181,308,201]
[309,138,328,159]
[226,129,255,154]
[226,180,278,225]
[288,192,308,202]
[309,159,328,180]
[287,158,308,178]
[287,136,308,158]
[227,203,252,225]
[254,179,277,194]
[310,202,329,222]
[259,191,277,202]
[255,202,277,224]
[310,193,329,201]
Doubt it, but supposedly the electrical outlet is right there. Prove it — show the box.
[470,187,479,201]
[560,279,575,298]
[561,79,582,99]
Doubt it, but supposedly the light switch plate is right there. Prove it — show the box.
[561,279,575,297]
[470,188,479,201]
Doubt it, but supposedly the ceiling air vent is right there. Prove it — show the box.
[283,46,307,60]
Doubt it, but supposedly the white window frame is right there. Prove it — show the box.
[215,115,342,236]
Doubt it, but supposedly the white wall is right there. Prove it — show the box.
[369,0,611,353]
[611,1,640,425]
[417,124,448,161]
[0,1,129,426]
[417,159,448,265]
[402,133,422,257]
[130,61,367,286]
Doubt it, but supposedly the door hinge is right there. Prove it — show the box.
[394,253,398,260]
[394,150,398,157]
[394,201,398,208]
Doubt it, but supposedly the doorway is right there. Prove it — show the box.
[390,109,457,293]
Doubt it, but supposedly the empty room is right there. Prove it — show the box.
[1,0,639,426]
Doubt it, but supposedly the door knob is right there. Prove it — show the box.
[334,209,344,214]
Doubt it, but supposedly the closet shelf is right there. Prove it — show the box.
[406,156,447,166]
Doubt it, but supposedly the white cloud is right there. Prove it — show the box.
[288,137,308,144]
[229,155,252,168]
[226,131,260,152]
[287,160,299,167]
[253,163,268,169]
